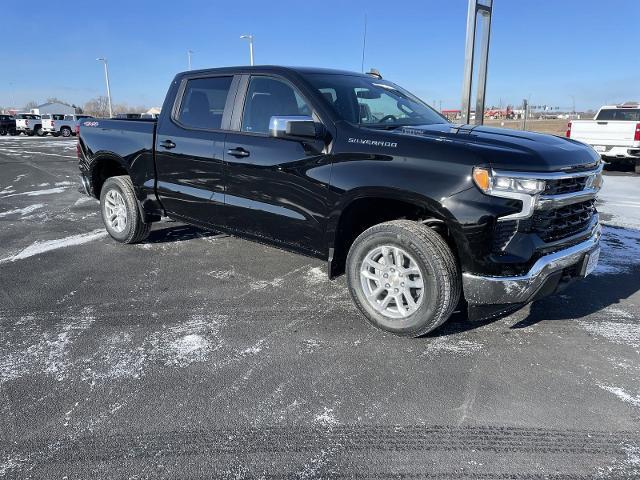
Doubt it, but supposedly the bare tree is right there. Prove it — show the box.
[24,100,38,111]
[46,97,71,106]
[83,96,111,117]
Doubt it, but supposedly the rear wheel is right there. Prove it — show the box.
[635,159,640,175]
[0,128,6,136]
[346,220,460,337]
[34,126,44,136]
[60,127,71,137]
[100,176,151,244]
[9,129,18,136]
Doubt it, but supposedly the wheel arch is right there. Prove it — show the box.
[326,188,460,279]
[89,153,131,199]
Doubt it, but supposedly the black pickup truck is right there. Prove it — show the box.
[78,66,603,337]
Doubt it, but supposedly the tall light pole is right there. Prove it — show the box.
[96,57,113,118]
[240,34,254,66]
[187,49,194,70]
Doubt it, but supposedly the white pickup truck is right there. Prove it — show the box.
[15,113,43,136]
[42,114,93,137]
[568,102,640,172]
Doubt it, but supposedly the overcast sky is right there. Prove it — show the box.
[2,0,638,111]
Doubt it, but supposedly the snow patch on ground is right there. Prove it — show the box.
[0,186,67,198]
[0,308,96,383]
[422,337,484,357]
[73,196,96,206]
[579,320,640,348]
[599,385,640,408]
[0,203,44,218]
[314,406,339,427]
[250,277,284,290]
[0,229,107,263]
[594,226,640,275]
[305,266,326,285]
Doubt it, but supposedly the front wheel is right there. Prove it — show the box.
[35,126,44,136]
[0,128,6,136]
[60,127,71,137]
[100,176,151,244]
[346,220,461,337]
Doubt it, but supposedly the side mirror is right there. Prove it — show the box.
[269,116,322,139]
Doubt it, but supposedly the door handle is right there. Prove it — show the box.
[160,139,176,149]
[227,147,250,158]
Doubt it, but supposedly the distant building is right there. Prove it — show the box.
[146,107,161,115]
[30,102,75,116]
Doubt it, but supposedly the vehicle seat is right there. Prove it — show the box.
[182,91,212,127]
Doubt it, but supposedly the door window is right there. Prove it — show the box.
[241,77,311,134]
[177,76,233,129]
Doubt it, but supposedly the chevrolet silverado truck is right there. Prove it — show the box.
[78,66,603,337]
[568,102,640,173]
[42,113,93,137]
[15,113,43,136]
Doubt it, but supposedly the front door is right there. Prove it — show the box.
[223,75,332,255]
[154,74,237,225]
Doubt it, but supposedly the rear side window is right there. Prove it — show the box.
[241,77,311,134]
[596,108,640,121]
[177,76,232,130]
[53,114,65,120]
[42,114,51,119]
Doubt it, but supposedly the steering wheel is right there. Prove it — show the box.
[378,114,398,123]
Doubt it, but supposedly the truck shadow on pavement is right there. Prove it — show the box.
[144,224,226,244]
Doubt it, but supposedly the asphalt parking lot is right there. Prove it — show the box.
[1,135,639,478]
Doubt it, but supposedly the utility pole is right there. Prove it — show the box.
[96,58,113,118]
[187,50,194,70]
[460,0,493,125]
[522,99,528,131]
[240,34,254,66]
[361,14,368,73]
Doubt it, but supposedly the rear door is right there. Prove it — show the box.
[222,74,332,255]
[154,74,239,225]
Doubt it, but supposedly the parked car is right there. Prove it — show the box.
[568,102,640,172]
[0,114,17,135]
[15,113,43,136]
[78,66,603,337]
[42,114,93,137]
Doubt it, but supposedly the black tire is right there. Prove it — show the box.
[26,131,34,136]
[0,128,6,136]
[635,160,640,175]
[52,132,60,137]
[346,220,461,337]
[9,129,18,136]
[100,176,151,244]
[35,125,44,136]
[60,127,71,137]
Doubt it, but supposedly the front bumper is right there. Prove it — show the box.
[463,224,601,305]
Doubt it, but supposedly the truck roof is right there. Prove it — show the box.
[176,65,371,78]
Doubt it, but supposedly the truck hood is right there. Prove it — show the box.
[392,123,600,172]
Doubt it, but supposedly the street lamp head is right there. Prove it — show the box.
[240,34,252,40]
[96,57,106,62]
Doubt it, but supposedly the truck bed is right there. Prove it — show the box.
[78,118,158,203]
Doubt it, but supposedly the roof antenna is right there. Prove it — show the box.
[360,13,367,73]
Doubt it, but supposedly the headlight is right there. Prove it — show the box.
[473,167,546,195]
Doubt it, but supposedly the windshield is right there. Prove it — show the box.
[596,108,640,121]
[303,73,448,128]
